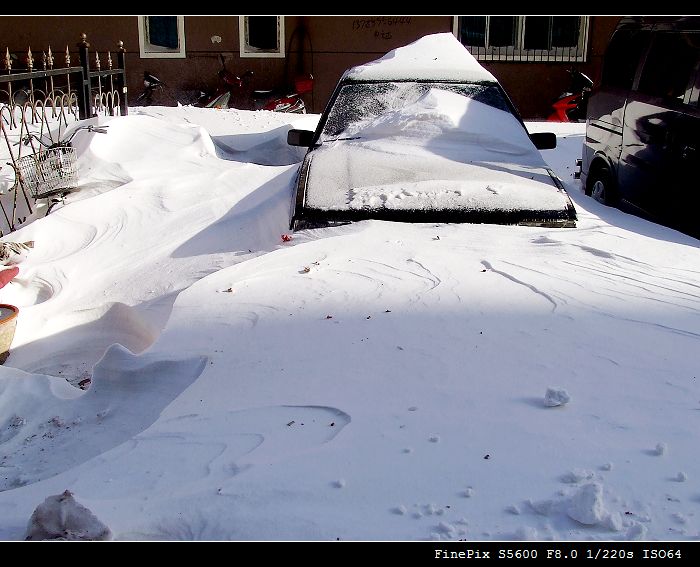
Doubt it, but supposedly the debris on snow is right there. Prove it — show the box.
[429,435,440,443]
[25,490,112,541]
[437,521,455,535]
[333,479,346,489]
[505,504,521,515]
[528,498,558,516]
[675,472,687,482]
[653,442,668,456]
[566,483,606,525]
[561,469,595,484]
[462,487,474,498]
[393,505,407,515]
[544,388,571,407]
[600,462,613,472]
[602,511,624,532]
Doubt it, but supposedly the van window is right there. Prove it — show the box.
[638,32,700,102]
[601,29,649,90]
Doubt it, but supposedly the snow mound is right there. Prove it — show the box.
[87,114,217,164]
[544,388,571,407]
[566,482,606,525]
[344,32,496,83]
[26,490,111,540]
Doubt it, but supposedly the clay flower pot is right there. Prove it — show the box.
[0,304,19,364]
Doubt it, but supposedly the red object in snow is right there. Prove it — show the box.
[0,267,19,289]
[281,234,293,242]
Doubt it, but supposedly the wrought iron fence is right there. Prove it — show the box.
[0,33,127,235]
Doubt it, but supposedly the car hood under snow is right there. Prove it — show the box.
[300,89,576,226]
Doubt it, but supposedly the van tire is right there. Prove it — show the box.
[588,164,618,206]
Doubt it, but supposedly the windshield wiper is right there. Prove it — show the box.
[321,136,362,143]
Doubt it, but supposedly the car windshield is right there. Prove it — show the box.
[319,81,511,141]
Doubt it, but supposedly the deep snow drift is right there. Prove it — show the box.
[0,105,698,541]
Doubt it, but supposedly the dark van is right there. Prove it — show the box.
[581,17,699,237]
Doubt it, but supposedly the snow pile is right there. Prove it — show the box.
[344,32,496,83]
[566,482,607,525]
[544,388,571,407]
[26,490,112,540]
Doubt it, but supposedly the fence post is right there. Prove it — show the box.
[77,33,92,119]
[116,40,128,116]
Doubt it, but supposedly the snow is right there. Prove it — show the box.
[0,105,699,541]
[343,33,496,83]
[544,388,571,407]
[306,88,573,215]
[25,489,112,540]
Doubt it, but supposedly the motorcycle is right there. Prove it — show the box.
[547,68,593,122]
[137,55,311,113]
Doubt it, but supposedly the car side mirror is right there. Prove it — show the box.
[530,132,557,150]
[287,129,315,147]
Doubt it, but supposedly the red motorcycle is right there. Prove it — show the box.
[547,68,593,122]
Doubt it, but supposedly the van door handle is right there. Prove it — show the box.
[682,145,696,160]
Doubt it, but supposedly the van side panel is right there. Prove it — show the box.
[581,27,650,189]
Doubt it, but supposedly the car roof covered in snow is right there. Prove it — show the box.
[342,33,497,84]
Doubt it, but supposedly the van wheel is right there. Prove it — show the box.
[588,165,618,206]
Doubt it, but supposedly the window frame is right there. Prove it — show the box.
[239,16,285,59]
[452,16,590,63]
[137,16,186,59]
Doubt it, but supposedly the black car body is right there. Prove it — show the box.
[287,33,576,231]
[581,16,700,237]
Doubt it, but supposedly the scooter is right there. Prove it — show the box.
[137,55,311,114]
[547,68,593,122]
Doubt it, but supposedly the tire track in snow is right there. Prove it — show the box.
[481,260,557,312]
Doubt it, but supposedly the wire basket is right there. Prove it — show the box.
[15,144,77,199]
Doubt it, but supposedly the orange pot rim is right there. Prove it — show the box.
[0,304,19,324]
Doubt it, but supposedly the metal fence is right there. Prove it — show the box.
[0,33,127,235]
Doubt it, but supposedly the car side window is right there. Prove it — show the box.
[601,29,650,90]
[637,31,700,103]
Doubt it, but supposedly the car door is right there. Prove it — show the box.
[618,30,700,219]
[672,66,700,234]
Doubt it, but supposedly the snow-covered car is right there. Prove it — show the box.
[287,33,577,230]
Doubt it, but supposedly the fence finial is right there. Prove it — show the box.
[95,51,101,71]
[117,40,124,51]
[79,33,90,48]
[4,48,11,72]
[47,46,54,69]
[65,45,70,66]
[42,51,47,71]
[27,47,34,70]
[107,50,113,69]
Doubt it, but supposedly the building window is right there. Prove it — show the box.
[454,16,589,62]
[138,16,186,58]
[239,16,285,58]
